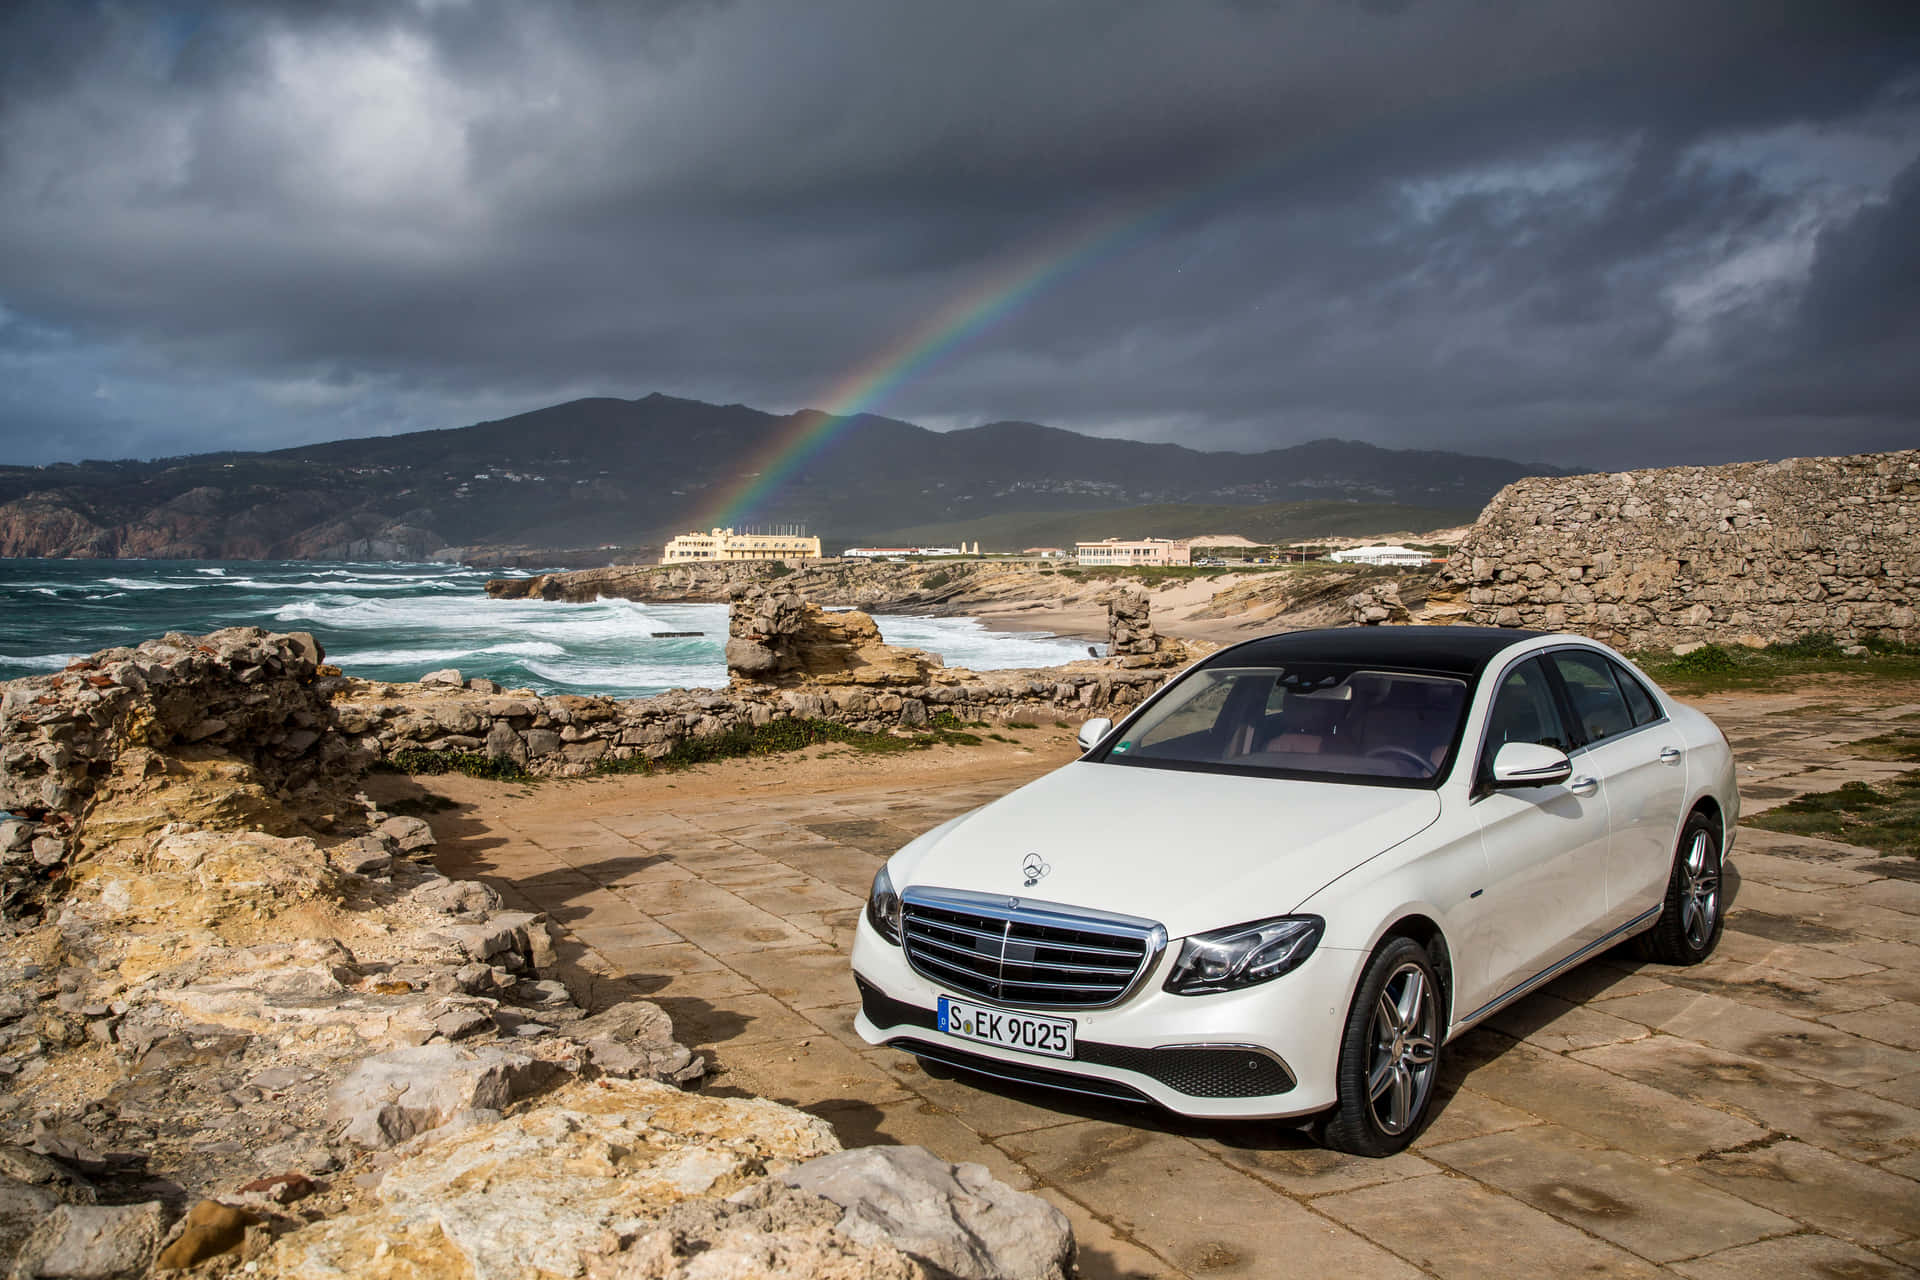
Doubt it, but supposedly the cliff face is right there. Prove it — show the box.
[0,495,112,558]
[1422,449,1920,648]
[0,493,441,560]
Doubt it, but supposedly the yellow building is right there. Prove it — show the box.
[661,527,823,563]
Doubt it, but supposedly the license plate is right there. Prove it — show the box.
[937,996,1075,1059]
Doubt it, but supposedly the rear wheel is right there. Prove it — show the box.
[1320,937,1440,1156]
[1637,809,1724,965]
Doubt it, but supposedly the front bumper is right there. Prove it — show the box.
[851,912,1359,1120]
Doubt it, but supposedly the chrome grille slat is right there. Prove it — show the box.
[907,930,1143,966]
[904,930,1138,975]
[899,886,1166,1011]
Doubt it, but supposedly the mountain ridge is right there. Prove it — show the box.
[0,393,1551,559]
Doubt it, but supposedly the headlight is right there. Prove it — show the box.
[866,866,902,945]
[1163,915,1324,995]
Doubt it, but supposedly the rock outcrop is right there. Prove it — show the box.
[0,628,355,925]
[781,1145,1073,1280]
[726,585,940,687]
[1102,586,1161,663]
[330,587,1194,778]
[1409,450,1919,648]
[1,627,1077,1277]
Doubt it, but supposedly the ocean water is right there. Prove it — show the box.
[0,559,1091,698]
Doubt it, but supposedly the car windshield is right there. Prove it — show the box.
[1093,663,1470,785]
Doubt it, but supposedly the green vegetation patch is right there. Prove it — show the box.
[378,749,533,782]
[378,714,998,784]
[1849,731,1920,763]
[1631,632,1920,694]
[596,716,984,776]
[1073,565,1244,584]
[1748,774,1920,858]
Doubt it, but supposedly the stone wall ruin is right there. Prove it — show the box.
[1419,450,1919,649]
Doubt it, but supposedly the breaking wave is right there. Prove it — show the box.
[1,558,1092,695]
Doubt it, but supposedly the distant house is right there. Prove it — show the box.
[1024,547,1067,558]
[843,542,980,558]
[1328,544,1432,567]
[1074,538,1192,567]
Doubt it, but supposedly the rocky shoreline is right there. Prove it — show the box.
[0,624,1078,1278]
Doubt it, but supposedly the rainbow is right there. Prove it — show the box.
[697,190,1184,532]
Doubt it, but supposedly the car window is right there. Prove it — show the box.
[1550,650,1634,745]
[1101,663,1468,785]
[1611,660,1662,726]
[1480,658,1570,782]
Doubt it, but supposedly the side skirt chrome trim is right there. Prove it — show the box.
[1455,906,1662,1031]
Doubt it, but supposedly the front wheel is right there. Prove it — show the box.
[1320,937,1441,1157]
[1638,810,1724,965]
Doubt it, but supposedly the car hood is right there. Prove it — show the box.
[892,761,1441,938]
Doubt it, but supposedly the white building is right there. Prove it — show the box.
[842,542,979,558]
[1328,544,1433,567]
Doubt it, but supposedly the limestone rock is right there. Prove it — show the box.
[419,667,463,686]
[9,1201,168,1280]
[376,815,435,854]
[1102,586,1160,658]
[779,1145,1073,1280]
[271,1079,842,1280]
[0,1177,66,1270]
[151,1199,254,1271]
[1345,582,1413,626]
[576,1001,705,1086]
[600,1182,927,1279]
[327,1043,565,1149]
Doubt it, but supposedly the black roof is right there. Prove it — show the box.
[1204,626,1549,678]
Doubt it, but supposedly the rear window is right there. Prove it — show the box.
[1550,650,1634,745]
[1098,663,1469,786]
[1612,660,1662,726]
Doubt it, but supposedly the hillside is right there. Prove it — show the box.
[0,393,1548,560]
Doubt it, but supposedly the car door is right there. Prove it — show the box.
[1464,655,1614,1013]
[1546,649,1686,927]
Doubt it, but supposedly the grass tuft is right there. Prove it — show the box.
[377,749,532,781]
[1748,772,1920,858]
[1632,632,1920,694]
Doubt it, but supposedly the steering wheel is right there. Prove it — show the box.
[1365,745,1433,774]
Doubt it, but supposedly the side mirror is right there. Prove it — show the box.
[1077,717,1113,752]
[1491,741,1573,788]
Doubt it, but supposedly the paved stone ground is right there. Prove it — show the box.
[407,690,1920,1279]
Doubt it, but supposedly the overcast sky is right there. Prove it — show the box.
[1,1,1915,470]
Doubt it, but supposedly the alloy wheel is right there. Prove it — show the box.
[1680,830,1721,950]
[1365,962,1438,1135]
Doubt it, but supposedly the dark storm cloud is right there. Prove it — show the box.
[0,0,1915,468]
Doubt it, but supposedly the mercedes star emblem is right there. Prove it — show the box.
[1021,852,1051,887]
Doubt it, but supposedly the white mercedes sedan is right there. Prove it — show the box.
[852,627,1738,1155]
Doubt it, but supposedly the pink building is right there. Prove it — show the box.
[1074,538,1192,567]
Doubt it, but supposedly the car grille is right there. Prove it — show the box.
[899,886,1165,1009]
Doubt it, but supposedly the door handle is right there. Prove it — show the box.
[1659,747,1682,765]
[1568,775,1599,796]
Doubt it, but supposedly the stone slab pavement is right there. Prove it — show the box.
[402,694,1920,1279]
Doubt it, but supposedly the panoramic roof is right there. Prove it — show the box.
[1211,627,1549,677]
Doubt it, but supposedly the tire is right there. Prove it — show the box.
[1637,809,1725,966]
[1319,937,1442,1157]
